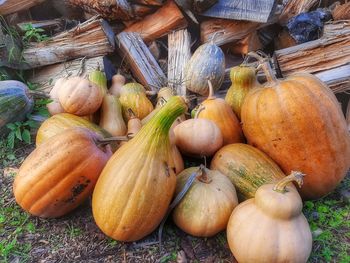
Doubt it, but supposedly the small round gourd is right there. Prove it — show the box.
[47,78,65,115]
[185,42,225,96]
[173,166,238,237]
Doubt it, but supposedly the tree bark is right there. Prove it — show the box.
[0,0,46,15]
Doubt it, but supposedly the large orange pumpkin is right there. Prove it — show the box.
[241,59,350,199]
[13,128,112,218]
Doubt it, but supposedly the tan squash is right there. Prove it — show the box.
[173,166,238,237]
[99,94,126,136]
[92,96,188,242]
[58,76,103,116]
[241,56,350,199]
[13,128,112,218]
[47,78,66,115]
[197,81,244,145]
[109,74,126,97]
[227,172,312,263]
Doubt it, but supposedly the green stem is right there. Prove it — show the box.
[273,171,305,193]
[247,51,278,83]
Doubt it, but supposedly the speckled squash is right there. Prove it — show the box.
[211,143,285,201]
[13,128,112,218]
[173,166,238,237]
[241,61,350,200]
[184,43,225,96]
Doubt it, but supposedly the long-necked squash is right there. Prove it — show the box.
[13,128,112,218]
[92,96,188,242]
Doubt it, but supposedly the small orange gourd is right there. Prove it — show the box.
[47,78,65,115]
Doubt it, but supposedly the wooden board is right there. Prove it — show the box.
[116,32,167,91]
[199,0,278,23]
[0,0,46,15]
[28,56,105,93]
[315,65,350,94]
[279,0,319,24]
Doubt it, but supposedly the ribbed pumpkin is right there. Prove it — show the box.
[119,83,154,121]
[13,128,112,218]
[211,144,285,201]
[173,166,238,237]
[241,60,350,199]
[227,172,312,263]
[185,42,225,96]
[0,80,33,136]
[197,81,244,145]
[36,113,110,146]
[92,96,188,242]
[225,65,260,120]
[58,77,103,116]
[47,78,65,115]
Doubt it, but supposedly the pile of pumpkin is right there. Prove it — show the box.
[8,47,350,263]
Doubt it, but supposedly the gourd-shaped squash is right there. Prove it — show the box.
[47,78,65,115]
[89,69,108,96]
[227,172,312,263]
[173,166,238,237]
[13,128,112,218]
[36,113,110,146]
[174,118,223,157]
[0,80,34,136]
[92,96,188,242]
[225,65,260,119]
[241,58,350,199]
[119,83,154,121]
[185,42,225,96]
[58,76,103,116]
[211,143,285,201]
[197,81,244,145]
[109,74,126,97]
[99,94,126,136]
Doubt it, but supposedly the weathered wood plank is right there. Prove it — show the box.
[0,0,46,15]
[332,2,350,20]
[199,0,278,23]
[124,0,188,43]
[200,18,260,46]
[27,56,105,93]
[279,0,319,25]
[274,20,350,76]
[315,65,350,94]
[130,0,164,6]
[21,16,115,69]
[168,29,191,96]
[116,32,167,91]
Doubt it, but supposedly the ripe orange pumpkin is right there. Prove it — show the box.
[13,128,112,218]
[241,59,350,199]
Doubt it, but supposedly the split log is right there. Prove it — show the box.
[315,65,350,94]
[116,32,167,91]
[199,0,278,23]
[228,31,262,55]
[132,4,157,18]
[274,20,350,76]
[20,17,115,69]
[279,0,319,25]
[124,0,188,43]
[67,0,133,21]
[28,56,105,93]
[347,99,350,131]
[200,18,260,46]
[193,0,218,13]
[168,29,191,96]
[0,0,46,15]
[130,0,164,6]
[332,2,350,20]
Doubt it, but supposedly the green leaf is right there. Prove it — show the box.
[22,129,31,144]
[7,132,15,149]
[15,127,22,141]
[6,123,17,130]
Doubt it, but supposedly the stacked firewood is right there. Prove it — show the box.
[0,0,349,101]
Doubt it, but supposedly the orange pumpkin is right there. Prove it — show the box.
[13,128,112,218]
[241,58,350,199]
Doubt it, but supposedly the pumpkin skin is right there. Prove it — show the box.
[47,78,65,115]
[211,143,285,201]
[173,167,238,237]
[92,96,187,242]
[109,74,126,97]
[197,82,244,145]
[58,77,103,116]
[241,72,350,199]
[185,42,225,96]
[174,118,223,157]
[225,66,260,120]
[227,173,312,263]
[36,113,111,146]
[89,69,108,96]
[13,128,112,218]
[0,80,34,136]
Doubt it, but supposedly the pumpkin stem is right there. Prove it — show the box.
[207,80,216,100]
[197,165,212,184]
[194,105,205,119]
[146,90,157,96]
[247,51,278,83]
[273,171,305,193]
[97,135,132,145]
